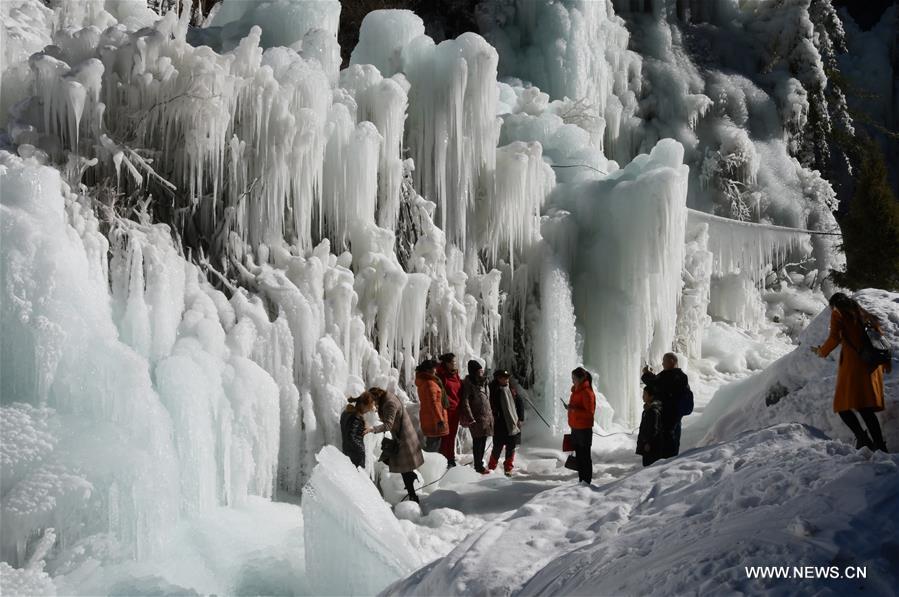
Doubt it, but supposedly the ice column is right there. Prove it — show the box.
[673,221,713,359]
[534,251,582,432]
[402,31,500,250]
[564,139,689,426]
[487,141,555,267]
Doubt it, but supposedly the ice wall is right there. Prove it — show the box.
[0,0,53,128]
[1,152,179,562]
[479,0,643,163]
[0,0,852,527]
[210,0,341,52]
[303,446,423,596]
[0,150,293,569]
[555,139,689,425]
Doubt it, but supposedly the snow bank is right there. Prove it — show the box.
[693,289,899,449]
[51,497,306,596]
[387,423,899,596]
[302,446,423,596]
[0,562,56,596]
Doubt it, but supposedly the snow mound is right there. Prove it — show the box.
[50,497,305,596]
[386,423,899,596]
[302,445,423,596]
[692,289,899,449]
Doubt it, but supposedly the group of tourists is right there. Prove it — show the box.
[340,354,526,502]
[339,292,890,504]
[414,354,526,475]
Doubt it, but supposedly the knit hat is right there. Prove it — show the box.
[493,369,511,379]
[467,359,483,377]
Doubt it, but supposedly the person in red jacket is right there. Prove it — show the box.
[415,359,448,452]
[567,367,596,483]
[436,353,463,467]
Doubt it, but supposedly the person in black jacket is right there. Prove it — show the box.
[340,392,375,468]
[487,370,524,476]
[641,353,690,457]
[636,386,664,466]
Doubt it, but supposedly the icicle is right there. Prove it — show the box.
[487,141,555,267]
[688,209,813,287]
[402,31,500,250]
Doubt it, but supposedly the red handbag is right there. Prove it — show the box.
[562,433,573,452]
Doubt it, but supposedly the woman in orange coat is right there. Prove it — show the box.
[415,359,448,453]
[568,367,597,483]
[815,293,890,452]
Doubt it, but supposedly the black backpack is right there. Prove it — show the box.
[850,321,892,368]
[677,387,694,417]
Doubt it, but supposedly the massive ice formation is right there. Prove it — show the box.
[0,0,855,581]
[551,139,689,424]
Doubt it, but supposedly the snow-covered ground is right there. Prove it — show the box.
[387,424,899,597]
[384,291,898,597]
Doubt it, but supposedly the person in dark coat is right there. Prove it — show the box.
[488,370,524,476]
[641,353,690,457]
[437,353,463,467]
[459,360,494,473]
[636,386,664,467]
[341,392,374,468]
[367,387,425,503]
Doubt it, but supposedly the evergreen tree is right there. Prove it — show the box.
[831,137,899,290]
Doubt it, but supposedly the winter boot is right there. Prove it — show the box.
[503,452,515,476]
[487,455,499,471]
[855,431,873,450]
[402,472,419,503]
[447,459,456,468]
[861,413,887,453]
